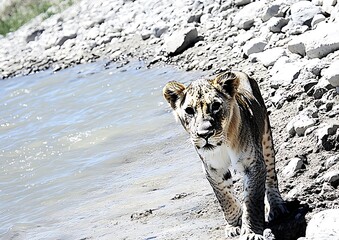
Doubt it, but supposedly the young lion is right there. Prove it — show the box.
[163,71,287,240]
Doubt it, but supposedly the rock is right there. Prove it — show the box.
[270,62,302,88]
[288,40,306,56]
[305,209,339,239]
[267,17,289,33]
[282,157,304,177]
[242,38,267,56]
[55,30,77,46]
[250,47,286,67]
[164,27,199,56]
[294,115,316,136]
[26,29,44,43]
[316,121,339,150]
[290,1,321,26]
[289,21,339,58]
[262,4,281,22]
[234,0,251,6]
[322,0,337,14]
[233,1,266,30]
[311,14,326,28]
[322,60,339,88]
[153,25,169,38]
[317,171,339,187]
[141,30,152,40]
[325,155,339,169]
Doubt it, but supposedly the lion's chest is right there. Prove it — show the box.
[199,145,243,178]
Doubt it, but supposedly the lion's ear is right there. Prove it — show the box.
[163,81,186,109]
[212,72,240,97]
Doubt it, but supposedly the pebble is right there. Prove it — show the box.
[282,157,304,177]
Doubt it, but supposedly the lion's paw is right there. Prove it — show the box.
[225,225,240,238]
[240,233,265,240]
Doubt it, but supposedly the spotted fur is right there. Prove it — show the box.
[163,71,287,239]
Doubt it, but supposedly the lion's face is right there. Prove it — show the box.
[163,72,240,151]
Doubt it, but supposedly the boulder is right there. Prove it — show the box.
[267,17,289,33]
[282,157,304,177]
[164,27,199,56]
[325,155,339,169]
[250,47,286,67]
[233,1,266,30]
[55,30,77,46]
[293,115,316,136]
[270,62,302,88]
[305,209,339,239]
[290,1,321,26]
[311,14,326,28]
[242,38,267,56]
[322,60,339,88]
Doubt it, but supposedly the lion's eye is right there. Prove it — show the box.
[211,102,221,111]
[185,107,195,115]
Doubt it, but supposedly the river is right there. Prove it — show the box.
[0,61,205,239]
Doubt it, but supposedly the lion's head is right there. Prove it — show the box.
[163,72,242,151]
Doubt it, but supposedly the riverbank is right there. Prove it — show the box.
[1,0,339,239]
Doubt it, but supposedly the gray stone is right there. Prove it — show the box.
[311,14,326,28]
[290,1,321,26]
[317,170,339,185]
[267,17,289,33]
[251,47,286,67]
[282,157,304,177]
[316,122,339,150]
[153,25,169,38]
[322,60,339,88]
[294,115,316,136]
[234,0,251,6]
[242,38,267,56]
[288,39,306,56]
[164,27,199,56]
[262,4,281,22]
[55,30,77,46]
[233,1,266,30]
[325,155,339,169]
[306,209,339,239]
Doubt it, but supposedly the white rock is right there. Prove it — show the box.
[164,27,199,56]
[290,1,321,26]
[322,60,339,87]
[233,1,266,30]
[242,38,267,56]
[270,62,302,88]
[311,14,326,28]
[288,21,339,58]
[317,170,339,184]
[250,47,286,67]
[325,155,339,169]
[322,0,337,14]
[282,157,304,177]
[293,115,316,136]
[306,209,339,239]
[267,17,289,33]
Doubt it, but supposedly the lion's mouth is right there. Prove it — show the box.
[202,143,216,150]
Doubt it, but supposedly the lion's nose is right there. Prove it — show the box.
[197,121,214,139]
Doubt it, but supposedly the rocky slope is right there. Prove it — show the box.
[0,0,338,239]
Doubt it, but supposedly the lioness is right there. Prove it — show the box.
[163,71,287,239]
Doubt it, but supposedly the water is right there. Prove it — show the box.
[0,61,204,239]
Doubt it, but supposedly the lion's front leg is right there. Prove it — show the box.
[205,169,242,238]
[240,158,266,240]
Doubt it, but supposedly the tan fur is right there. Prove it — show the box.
[163,71,287,240]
